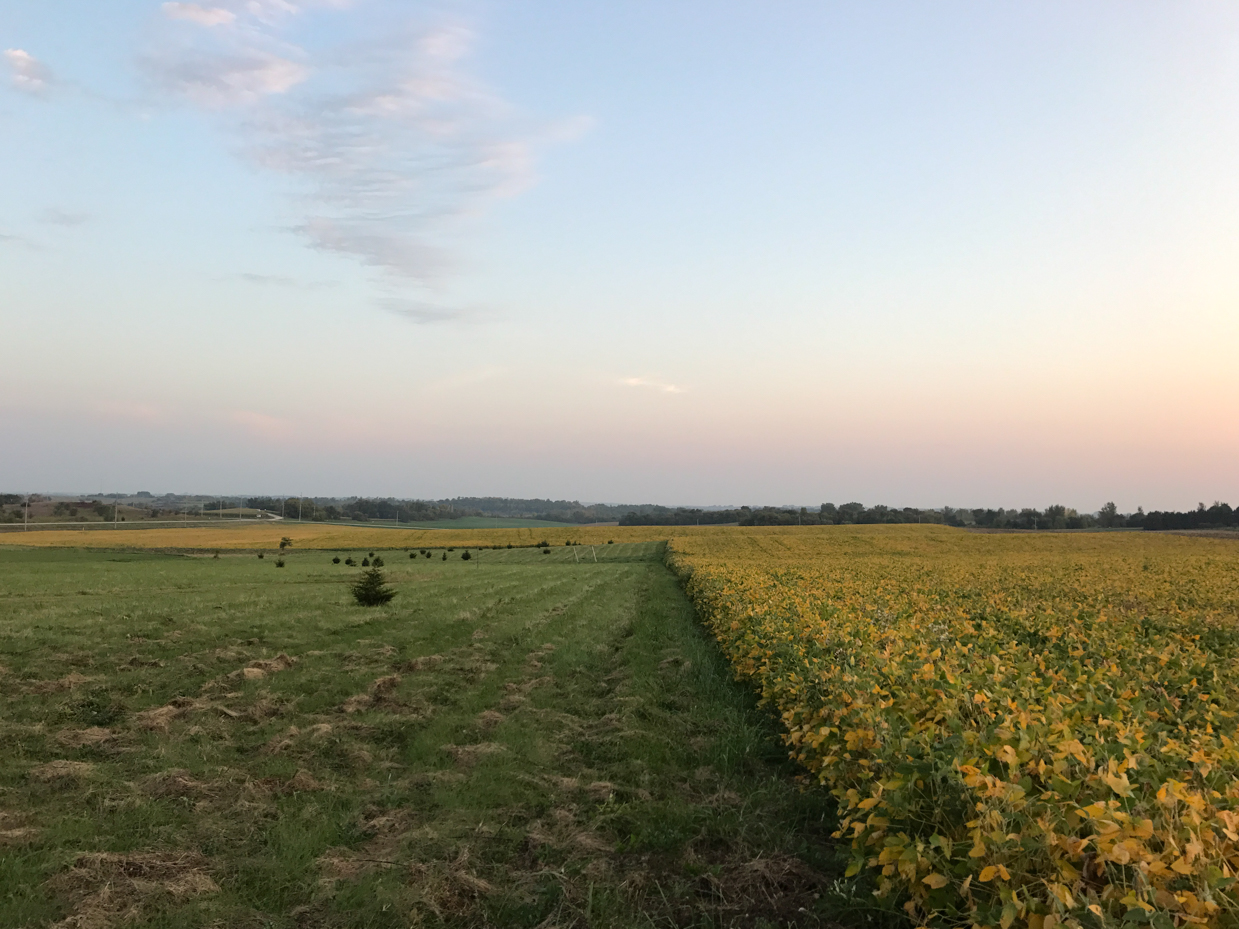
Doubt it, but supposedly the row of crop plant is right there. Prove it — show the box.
[667,526,1239,929]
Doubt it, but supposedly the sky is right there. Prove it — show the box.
[2,1,1238,511]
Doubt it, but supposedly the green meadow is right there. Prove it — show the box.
[0,543,861,928]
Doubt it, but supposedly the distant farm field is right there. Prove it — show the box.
[394,517,579,529]
[0,523,678,552]
[0,542,842,928]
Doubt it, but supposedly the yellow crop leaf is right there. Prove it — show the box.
[1104,773,1134,798]
[1050,883,1075,908]
[923,873,950,889]
[1088,905,1103,918]
[858,797,881,810]
[979,866,998,882]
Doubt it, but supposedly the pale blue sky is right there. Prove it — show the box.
[3,2,1238,509]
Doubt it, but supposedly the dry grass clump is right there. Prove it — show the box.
[24,673,96,694]
[48,850,219,929]
[29,760,95,781]
[133,696,198,731]
[0,810,40,845]
[140,768,215,800]
[442,742,505,767]
[54,727,120,749]
[340,672,428,715]
[231,652,297,681]
[407,848,496,921]
[396,654,443,672]
[474,709,504,731]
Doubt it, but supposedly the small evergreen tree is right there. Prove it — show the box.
[372,555,384,567]
[345,556,356,566]
[361,557,370,567]
[409,552,415,559]
[258,552,264,559]
[275,557,285,568]
[332,556,340,564]
[461,550,471,560]
[441,552,447,561]
[351,566,395,606]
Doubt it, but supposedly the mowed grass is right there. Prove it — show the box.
[0,543,859,928]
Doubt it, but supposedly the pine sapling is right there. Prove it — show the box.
[351,566,395,607]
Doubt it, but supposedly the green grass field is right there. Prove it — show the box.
[0,543,862,928]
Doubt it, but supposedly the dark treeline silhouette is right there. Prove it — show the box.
[6,492,1235,533]
[243,496,693,524]
[620,501,1239,530]
[620,503,944,526]
[1138,503,1236,531]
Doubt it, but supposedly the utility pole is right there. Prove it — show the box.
[298,498,302,521]
[24,496,28,531]
[114,499,119,527]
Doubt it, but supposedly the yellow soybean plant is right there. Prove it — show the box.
[667,526,1239,929]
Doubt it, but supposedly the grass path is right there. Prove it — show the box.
[0,544,863,928]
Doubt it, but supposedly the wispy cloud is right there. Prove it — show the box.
[162,3,237,27]
[235,271,337,288]
[146,49,309,108]
[42,208,90,227]
[94,400,166,424]
[228,408,294,440]
[143,2,581,293]
[622,377,686,395]
[0,232,42,250]
[4,49,55,97]
[376,297,482,324]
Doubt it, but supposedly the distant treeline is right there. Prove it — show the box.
[619,504,941,527]
[240,496,679,524]
[5,493,1237,532]
[620,501,1239,530]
